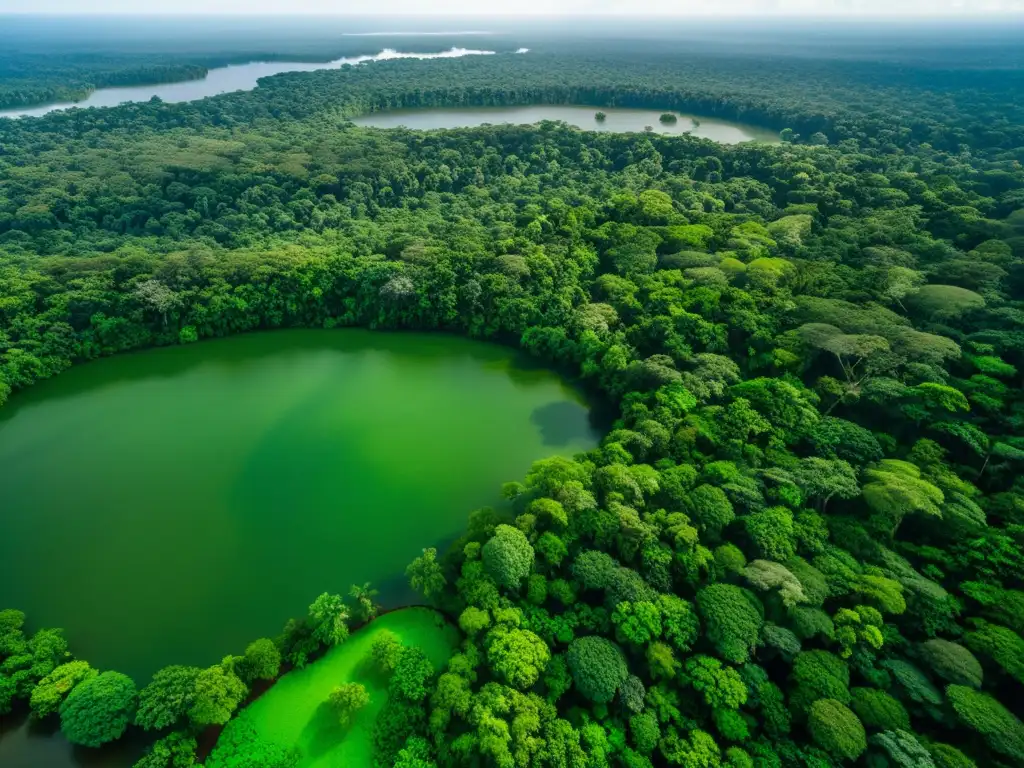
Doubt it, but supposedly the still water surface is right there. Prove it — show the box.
[0,330,599,767]
[351,104,779,143]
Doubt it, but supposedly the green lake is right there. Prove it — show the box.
[0,329,600,767]
[350,105,780,143]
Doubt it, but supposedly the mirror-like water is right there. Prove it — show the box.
[350,104,779,143]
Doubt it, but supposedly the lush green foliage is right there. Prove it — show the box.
[59,671,137,747]
[28,660,96,719]
[209,608,457,767]
[135,665,202,731]
[850,686,910,732]
[807,698,866,761]
[242,638,283,682]
[188,665,248,727]
[947,685,1024,762]
[371,630,404,675]
[2,25,1024,768]
[308,593,351,647]
[329,682,370,726]
[567,636,629,703]
[482,524,536,589]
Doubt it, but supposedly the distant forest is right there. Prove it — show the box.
[1,16,1022,110]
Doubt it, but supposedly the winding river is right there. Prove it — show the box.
[0,48,498,119]
[0,330,600,767]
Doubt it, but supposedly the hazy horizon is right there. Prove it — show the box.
[2,2,1023,17]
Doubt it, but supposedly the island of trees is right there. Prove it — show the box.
[1,33,1023,768]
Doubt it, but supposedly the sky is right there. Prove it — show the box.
[1,0,1022,15]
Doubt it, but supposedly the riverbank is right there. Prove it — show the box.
[0,48,500,119]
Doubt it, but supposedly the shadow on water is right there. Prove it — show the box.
[499,347,579,390]
[374,568,420,609]
[0,328,538,425]
[0,328,615,441]
[0,704,147,768]
[530,400,598,448]
[0,328,377,415]
[0,332,288,425]
[71,736,148,768]
[503,347,617,435]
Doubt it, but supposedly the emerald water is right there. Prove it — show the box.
[0,329,599,767]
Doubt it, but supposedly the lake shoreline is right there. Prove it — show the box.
[0,53,779,144]
[0,605,459,768]
[351,103,780,143]
[0,327,599,679]
[0,327,599,766]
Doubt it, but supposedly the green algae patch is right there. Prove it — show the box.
[209,608,459,768]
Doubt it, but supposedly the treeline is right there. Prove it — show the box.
[4,48,1023,163]
[0,58,212,110]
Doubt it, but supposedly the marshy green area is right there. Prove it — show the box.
[208,608,459,768]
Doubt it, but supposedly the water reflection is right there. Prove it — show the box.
[0,708,146,768]
[351,105,780,144]
[531,400,601,448]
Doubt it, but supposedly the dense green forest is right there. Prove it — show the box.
[2,30,1024,768]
